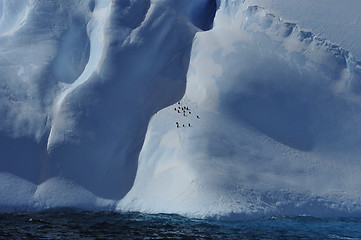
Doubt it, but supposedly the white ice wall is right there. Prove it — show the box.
[0,0,217,208]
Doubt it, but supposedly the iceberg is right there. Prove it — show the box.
[1,0,361,219]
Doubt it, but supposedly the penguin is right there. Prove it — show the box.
[189,112,191,114]
[183,124,185,127]
[188,123,191,127]
[197,115,200,119]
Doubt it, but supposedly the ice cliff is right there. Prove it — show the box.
[1,0,361,219]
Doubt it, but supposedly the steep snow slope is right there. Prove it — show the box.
[118,0,361,219]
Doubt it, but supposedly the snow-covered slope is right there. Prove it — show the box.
[1,0,361,219]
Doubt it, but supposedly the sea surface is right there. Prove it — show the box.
[0,210,360,239]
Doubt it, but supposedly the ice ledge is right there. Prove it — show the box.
[218,1,361,98]
[249,0,361,60]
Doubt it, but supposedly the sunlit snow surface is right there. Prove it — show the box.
[1,0,361,219]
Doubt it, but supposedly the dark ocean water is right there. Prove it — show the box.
[0,210,360,239]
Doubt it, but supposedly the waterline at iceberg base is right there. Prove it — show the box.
[1,0,361,220]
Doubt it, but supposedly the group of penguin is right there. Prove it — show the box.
[174,101,200,128]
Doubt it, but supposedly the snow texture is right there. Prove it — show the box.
[251,0,361,60]
[1,0,361,219]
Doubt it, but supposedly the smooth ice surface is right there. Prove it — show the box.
[1,0,361,219]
